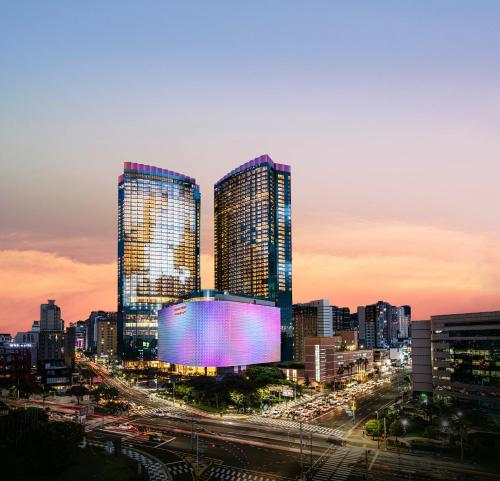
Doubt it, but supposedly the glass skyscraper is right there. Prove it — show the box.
[118,162,200,359]
[214,155,293,360]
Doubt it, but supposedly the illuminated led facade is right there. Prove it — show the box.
[214,155,292,360]
[157,290,280,367]
[118,162,200,359]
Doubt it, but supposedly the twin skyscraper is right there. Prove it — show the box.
[118,155,292,362]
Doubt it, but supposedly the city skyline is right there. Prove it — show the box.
[2,2,500,333]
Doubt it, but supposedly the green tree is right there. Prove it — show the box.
[229,391,245,411]
[256,387,270,403]
[389,419,404,437]
[175,384,194,401]
[364,419,383,437]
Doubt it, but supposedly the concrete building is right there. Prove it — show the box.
[359,301,410,348]
[431,311,500,408]
[332,306,351,331]
[0,339,32,385]
[96,316,118,358]
[14,330,39,367]
[411,320,432,395]
[38,331,65,364]
[40,300,63,331]
[304,336,373,385]
[292,299,334,361]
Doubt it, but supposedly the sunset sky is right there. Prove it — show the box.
[1,2,499,334]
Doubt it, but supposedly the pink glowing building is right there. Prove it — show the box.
[157,290,280,369]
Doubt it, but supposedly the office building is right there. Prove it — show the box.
[97,316,118,358]
[332,306,351,331]
[38,300,66,365]
[118,162,200,359]
[64,326,76,369]
[86,311,117,352]
[400,305,411,339]
[411,320,432,395]
[358,301,410,348]
[0,340,32,385]
[431,311,500,408]
[38,331,65,364]
[40,300,63,331]
[14,330,39,367]
[214,155,292,360]
[292,299,333,362]
[158,290,280,370]
[73,321,87,350]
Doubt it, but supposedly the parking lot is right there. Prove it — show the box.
[261,378,391,422]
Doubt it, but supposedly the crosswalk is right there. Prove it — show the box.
[131,405,190,420]
[247,416,345,438]
[200,465,292,481]
[165,460,195,479]
[87,440,170,481]
[310,446,361,481]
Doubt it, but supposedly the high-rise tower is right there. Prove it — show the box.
[118,162,200,359]
[214,155,292,360]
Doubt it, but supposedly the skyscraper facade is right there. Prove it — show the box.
[332,306,352,331]
[358,301,411,348]
[293,300,332,362]
[214,155,292,360]
[118,162,200,359]
[40,300,63,331]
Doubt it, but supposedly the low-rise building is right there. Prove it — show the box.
[304,336,373,386]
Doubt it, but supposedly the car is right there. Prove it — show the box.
[149,434,162,442]
[327,436,346,446]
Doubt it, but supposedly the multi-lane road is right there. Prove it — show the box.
[81,361,499,481]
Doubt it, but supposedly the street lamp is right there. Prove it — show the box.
[401,418,409,435]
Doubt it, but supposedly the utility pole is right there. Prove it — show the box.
[376,411,380,449]
[196,432,199,469]
[191,416,194,454]
[384,417,387,450]
[300,421,304,480]
[309,431,313,471]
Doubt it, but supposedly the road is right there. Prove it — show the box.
[81,361,499,481]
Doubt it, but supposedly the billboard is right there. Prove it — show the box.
[158,300,280,367]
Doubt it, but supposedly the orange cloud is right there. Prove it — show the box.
[0,250,116,334]
[1,219,499,335]
[291,220,500,318]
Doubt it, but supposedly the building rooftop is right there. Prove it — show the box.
[215,154,291,185]
[118,162,198,186]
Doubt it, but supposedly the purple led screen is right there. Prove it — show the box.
[157,301,280,367]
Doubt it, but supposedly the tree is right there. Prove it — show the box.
[229,391,244,411]
[175,384,193,401]
[256,387,270,404]
[92,385,119,402]
[67,385,89,404]
[364,419,382,437]
[389,419,404,437]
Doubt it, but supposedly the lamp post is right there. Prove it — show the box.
[457,411,464,462]
[376,410,380,449]
[299,421,304,480]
